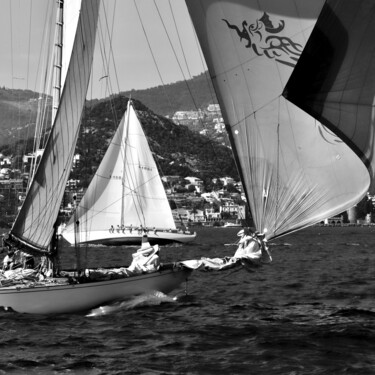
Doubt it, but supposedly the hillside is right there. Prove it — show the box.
[0,73,237,183]
[89,72,217,118]
[0,93,238,186]
[0,87,52,147]
[72,95,237,185]
[0,73,216,147]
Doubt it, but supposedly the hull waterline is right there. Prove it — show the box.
[62,230,197,246]
[0,268,192,314]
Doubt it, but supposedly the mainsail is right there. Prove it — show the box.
[63,100,176,244]
[8,0,101,253]
[185,0,369,240]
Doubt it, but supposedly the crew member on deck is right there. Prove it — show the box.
[234,228,272,263]
[2,249,16,271]
[22,252,35,269]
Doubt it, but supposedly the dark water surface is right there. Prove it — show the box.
[1,226,375,374]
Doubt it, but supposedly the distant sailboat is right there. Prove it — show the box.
[62,100,196,246]
[0,0,191,315]
[185,0,370,241]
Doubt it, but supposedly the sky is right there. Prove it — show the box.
[0,0,206,99]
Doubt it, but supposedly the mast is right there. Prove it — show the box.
[121,100,131,228]
[52,0,64,123]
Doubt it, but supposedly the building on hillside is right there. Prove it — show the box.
[188,209,205,222]
[162,176,180,185]
[220,202,240,216]
[0,157,11,166]
[172,208,190,225]
[324,215,344,226]
[73,154,80,167]
[0,179,23,192]
[205,207,221,221]
[214,121,225,133]
[201,192,220,204]
[23,149,44,164]
[207,104,221,112]
[199,129,209,136]
[0,168,10,180]
[184,177,203,187]
[220,177,235,186]
[66,179,80,189]
[172,111,203,125]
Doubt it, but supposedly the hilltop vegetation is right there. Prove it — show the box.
[89,72,217,117]
[72,95,237,186]
[0,88,49,147]
[0,94,238,188]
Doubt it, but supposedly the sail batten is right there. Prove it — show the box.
[186,0,370,239]
[9,0,101,252]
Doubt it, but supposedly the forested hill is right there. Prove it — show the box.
[72,95,237,186]
[0,71,237,182]
[0,88,50,147]
[0,92,238,184]
[0,72,216,147]
[89,72,217,117]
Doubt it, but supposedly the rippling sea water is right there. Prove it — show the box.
[1,226,375,374]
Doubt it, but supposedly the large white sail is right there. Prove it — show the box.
[63,101,176,244]
[185,0,369,239]
[61,0,82,89]
[9,0,101,252]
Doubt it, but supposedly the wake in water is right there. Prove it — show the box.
[86,290,176,317]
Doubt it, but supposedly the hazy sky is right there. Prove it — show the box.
[0,0,206,99]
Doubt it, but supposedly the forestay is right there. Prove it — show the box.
[9,0,101,253]
[185,0,369,240]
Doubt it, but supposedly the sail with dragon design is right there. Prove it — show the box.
[185,0,370,241]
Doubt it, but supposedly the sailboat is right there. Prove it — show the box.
[61,99,196,246]
[184,0,372,242]
[0,0,191,315]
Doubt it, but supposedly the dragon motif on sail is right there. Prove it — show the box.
[222,12,302,67]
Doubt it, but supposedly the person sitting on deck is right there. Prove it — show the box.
[127,235,160,273]
[2,249,15,271]
[2,248,21,271]
[234,229,272,263]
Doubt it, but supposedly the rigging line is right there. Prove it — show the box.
[26,1,32,89]
[133,0,173,112]
[105,0,120,94]
[154,0,201,113]
[275,99,280,238]
[168,0,191,79]
[97,4,118,129]
[9,0,14,89]
[168,0,217,135]
[164,1,229,168]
